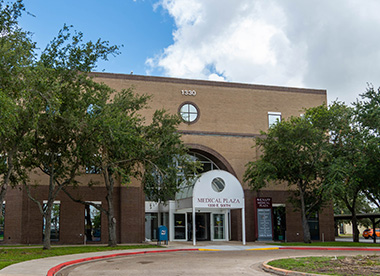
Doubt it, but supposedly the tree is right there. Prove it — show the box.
[22,25,119,250]
[312,103,371,242]
[244,113,330,243]
[355,86,380,212]
[64,87,198,247]
[0,0,43,229]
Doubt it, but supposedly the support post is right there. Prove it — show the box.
[372,218,376,244]
[242,207,246,245]
[192,207,196,246]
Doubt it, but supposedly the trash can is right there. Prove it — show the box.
[157,225,168,245]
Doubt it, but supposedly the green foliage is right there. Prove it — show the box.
[83,86,199,202]
[244,113,330,216]
[354,85,380,210]
[40,24,120,72]
[245,97,380,242]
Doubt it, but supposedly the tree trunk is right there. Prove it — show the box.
[351,196,359,242]
[107,207,117,247]
[43,158,56,250]
[351,211,359,242]
[0,152,14,226]
[298,184,311,243]
[43,201,53,250]
[343,192,359,243]
[104,167,117,247]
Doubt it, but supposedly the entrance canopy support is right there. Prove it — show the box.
[192,206,196,246]
[242,207,246,245]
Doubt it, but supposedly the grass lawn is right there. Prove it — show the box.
[0,244,158,270]
[267,241,380,247]
[268,255,380,276]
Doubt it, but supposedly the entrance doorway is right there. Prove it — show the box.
[187,213,210,241]
[273,206,286,241]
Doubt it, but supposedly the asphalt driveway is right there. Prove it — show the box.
[58,248,379,276]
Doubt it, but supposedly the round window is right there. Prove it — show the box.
[211,177,225,193]
[179,103,199,123]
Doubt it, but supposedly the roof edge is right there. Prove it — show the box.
[89,72,327,96]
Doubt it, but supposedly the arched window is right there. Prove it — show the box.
[187,152,220,173]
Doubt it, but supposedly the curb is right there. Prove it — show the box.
[246,247,280,251]
[280,247,380,251]
[47,248,198,276]
[262,247,380,276]
[262,259,329,276]
[47,246,380,276]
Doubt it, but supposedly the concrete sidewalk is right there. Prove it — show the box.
[1,242,380,276]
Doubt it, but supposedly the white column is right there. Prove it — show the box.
[192,207,196,246]
[168,201,174,241]
[242,207,246,245]
[225,211,229,241]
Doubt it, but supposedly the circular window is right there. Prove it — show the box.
[179,103,199,123]
[211,177,225,193]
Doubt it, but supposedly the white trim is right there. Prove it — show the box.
[43,200,61,204]
[85,201,102,205]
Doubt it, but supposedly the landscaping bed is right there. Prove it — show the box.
[268,255,380,276]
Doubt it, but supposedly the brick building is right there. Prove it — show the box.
[2,73,334,245]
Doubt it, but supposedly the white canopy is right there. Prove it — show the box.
[175,170,246,245]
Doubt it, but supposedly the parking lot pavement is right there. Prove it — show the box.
[1,241,380,276]
[57,248,380,276]
[336,236,380,244]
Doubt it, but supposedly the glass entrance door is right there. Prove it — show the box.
[174,214,186,240]
[213,214,225,240]
[195,213,210,241]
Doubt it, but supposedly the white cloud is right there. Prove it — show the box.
[147,0,380,104]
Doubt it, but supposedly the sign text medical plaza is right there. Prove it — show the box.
[196,197,241,208]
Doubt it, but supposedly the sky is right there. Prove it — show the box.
[18,0,380,105]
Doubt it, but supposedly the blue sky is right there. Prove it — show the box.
[20,0,174,75]
[18,0,380,104]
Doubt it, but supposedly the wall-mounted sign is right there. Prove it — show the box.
[257,209,272,239]
[255,197,273,241]
[256,197,272,208]
[196,197,241,208]
[181,90,197,96]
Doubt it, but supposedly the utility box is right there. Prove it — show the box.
[157,225,168,245]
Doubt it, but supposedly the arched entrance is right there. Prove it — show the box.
[175,170,245,245]
[145,147,245,244]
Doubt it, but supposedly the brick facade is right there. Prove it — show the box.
[2,73,334,244]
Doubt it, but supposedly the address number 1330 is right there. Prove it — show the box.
[181,90,196,96]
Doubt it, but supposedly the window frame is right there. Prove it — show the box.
[178,102,200,124]
[268,112,282,128]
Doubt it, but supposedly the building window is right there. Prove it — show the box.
[268,112,281,128]
[211,177,225,193]
[43,201,60,241]
[85,165,101,174]
[85,203,101,242]
[86,154,101,174]
[179,102,199,123]
[185,152,220,174]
